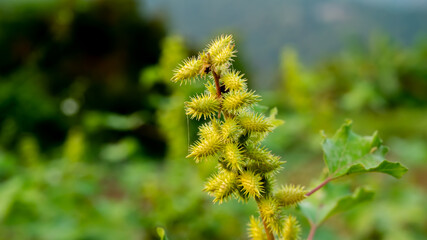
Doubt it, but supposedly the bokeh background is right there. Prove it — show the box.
[0,0,426,239]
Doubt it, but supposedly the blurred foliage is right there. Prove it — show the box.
[261,35,427,239]
[0,1,253,239]
[0,0,166,155]
[0,0,425,239]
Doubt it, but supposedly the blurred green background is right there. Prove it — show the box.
[0,0,426,239]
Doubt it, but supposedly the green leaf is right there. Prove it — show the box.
[268,107,285,128]
[322,120,407,179]
[323,188,374,220]
[0,177,23,221]
[157,227,169,240]
[252,104,268,114]
[299,185,375,225]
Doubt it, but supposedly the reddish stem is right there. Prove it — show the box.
[212,70,221,99]
[262,219,275,240]
[307,222,317,240]
[305,177,332,197]
[211,70,222,119]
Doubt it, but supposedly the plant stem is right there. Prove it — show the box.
[305,177,332,197]
[212,70,222,119]
[256,200,275,240]
[212,70,222,99]
[307,222,317,240]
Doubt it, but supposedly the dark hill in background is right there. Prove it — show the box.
[142,0,427,88]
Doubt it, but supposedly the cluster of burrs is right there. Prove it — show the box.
[171,35,307,240]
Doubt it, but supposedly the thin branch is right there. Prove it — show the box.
[307,221,317,240]
[212,70,222,99]
[305,177,333,197]
[211,70,223,119]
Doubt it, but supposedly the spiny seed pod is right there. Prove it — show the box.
[248,216,267,240]
[245,144,277,163]
[171,34,309,239]
[275,185,307,207]
[222,90,260,114]
[238,111,273,133]
[222,70,247,91]
[235,184,252,202]
[204,172,223,194]
[198,122,218,139]
[258,197,283,235]
[211,43,236,67]
[187,133,222,162]
[185,93,220,120]
[239,171,264,198]
[204,170,237,203]
[246,156,283,176]
[204,80,217,96]
[171,56,202,84]
[282,215,301,240]
[224,143,245,172]
[206,35,234,59]
[221,118,240,142]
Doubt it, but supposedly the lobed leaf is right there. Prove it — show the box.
[322,120,408,179]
